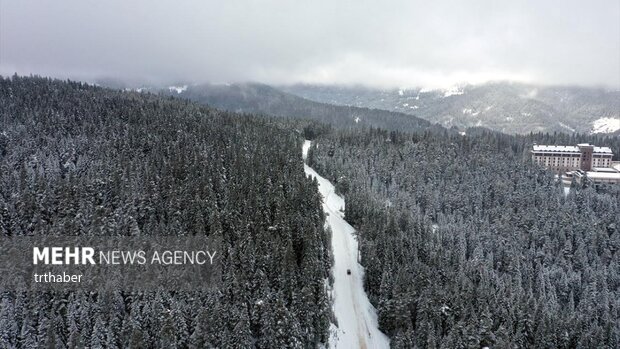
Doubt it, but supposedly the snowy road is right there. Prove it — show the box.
[303,140,390,349]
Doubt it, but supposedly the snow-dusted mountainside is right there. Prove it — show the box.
[163,82,433,133]
[281,83,620,135]
[303,141,390,349]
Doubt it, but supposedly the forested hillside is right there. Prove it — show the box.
[0,76,332,348]
[2,75,618,348]
[166,83,434,133]
[307,128,620,348]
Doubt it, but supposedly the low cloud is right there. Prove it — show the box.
[1,0,618,88]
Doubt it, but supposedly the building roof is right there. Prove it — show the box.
[595,147,614,154]
[533,145,579,152]
[592,167,619,173]
[532,144,613,154]
[585,171,620,180]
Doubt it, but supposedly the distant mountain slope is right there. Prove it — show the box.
[164,83,434,133]
[280,83,620,135]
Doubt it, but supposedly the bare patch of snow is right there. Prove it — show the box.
[168,85,188,94]
[462,108,479,116]
[591,117,620,134]
[443,85,464,97]
[302,140,311,161]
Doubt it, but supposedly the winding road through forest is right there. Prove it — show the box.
[303,140,389,349]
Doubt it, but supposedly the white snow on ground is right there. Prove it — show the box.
[303,140,390,349]
[591,117,620,134]
[462,108,479,116]
[168,85,188,94]
[443,85,464,97]
[302,140,312,161]
[559,122,576,133]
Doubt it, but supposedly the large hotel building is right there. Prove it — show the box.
[531,143,620,186]
[531,143,613,173]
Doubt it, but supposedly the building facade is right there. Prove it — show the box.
[531,143,613,173]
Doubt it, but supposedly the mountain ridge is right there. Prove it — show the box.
[162,82,436,133]
[279,82,620,135]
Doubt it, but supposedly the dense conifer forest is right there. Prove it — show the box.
[0,76,332,347]
[307,128,620,348]
[1,75,619,348]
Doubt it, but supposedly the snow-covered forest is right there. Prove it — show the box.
[1,76,619,348]
[0,76,332,347]
[1,0,618,347]
[307,128,620,348]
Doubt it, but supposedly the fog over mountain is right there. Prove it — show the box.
[112,80,619,135]
[159,82,434,133]
[1,0,619,89]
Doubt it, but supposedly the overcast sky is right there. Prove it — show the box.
[1,0,619,89]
